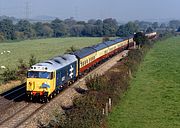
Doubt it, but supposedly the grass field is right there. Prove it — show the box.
[0,37,102,84]
[108,37,180,128]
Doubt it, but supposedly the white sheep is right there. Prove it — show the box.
[1,52,3,55]
[1,66,6,69]
[7,50,11,53]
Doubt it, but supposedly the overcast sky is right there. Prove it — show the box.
[0,0,179,22]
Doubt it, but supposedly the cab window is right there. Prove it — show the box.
[27,71,53,79]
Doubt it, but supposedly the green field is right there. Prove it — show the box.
[108,37,180,128]
[0,37,102,84]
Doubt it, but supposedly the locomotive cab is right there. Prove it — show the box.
[26,66,56,101]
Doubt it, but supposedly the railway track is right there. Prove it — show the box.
[0,103,45,128]
[0,50,129,128]
[0,84,29,126]
[0,84,26,114]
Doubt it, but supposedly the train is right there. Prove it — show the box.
[26,32,157,102]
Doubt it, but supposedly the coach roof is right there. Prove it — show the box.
[113,38,124,43]
[103,40,117,46]
[91,43,108,51]
[72,47,96,59]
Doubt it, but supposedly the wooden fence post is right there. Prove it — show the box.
[109,98,112,112]
[105,103,108,116]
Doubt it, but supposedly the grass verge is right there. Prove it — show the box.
[108,37,180,128]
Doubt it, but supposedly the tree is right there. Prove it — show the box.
[94,19,103,37]
[0,19,15,40]
[70,25,85,36]
[42,23,53,37]
[116,22,139,37]
[14,31,25,40]
[34,22,44,37]
[103,18,118,36]
[16,20,35,39]
[152,22,159,29]
[64,17,76,27]
[160,23,166,28]
[133,32,148,48]
[136,21,152,31]
[82,24,98,37]
[34,22,53,37]
[169,20,180,29]
[146,27,153,33]
[51,18,68,37]
[87,19,96,25]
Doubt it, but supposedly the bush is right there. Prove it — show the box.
[2,68,17,82]
[85,75,105,91]
[16,59,28,81]
[29,54,38,67]
[65,46,78,54]
[47,92,104,128]
[1,55,38,83]
[102,36,110,42]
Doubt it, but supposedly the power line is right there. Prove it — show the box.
[25,0,31,20]
[74,6,78,20]
[0,1,1,16]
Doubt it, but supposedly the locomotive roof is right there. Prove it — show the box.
[29,54,77,72]
[72,47,96,59]
[91,43,108,51]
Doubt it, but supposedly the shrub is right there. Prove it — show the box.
[65,46,78,54]
[29,54,38,67]
[16,58,28,81]
[102,36,110,42]
[46,92,104,128]
[1,68,17,82]
[85,75,105,91]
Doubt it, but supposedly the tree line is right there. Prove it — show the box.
[0,17,179,42]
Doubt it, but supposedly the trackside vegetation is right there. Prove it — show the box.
[108,37,180,128]
[42,33,177,128]
[44,38,152,127]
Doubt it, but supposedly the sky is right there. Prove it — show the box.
[0,0,179,22]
